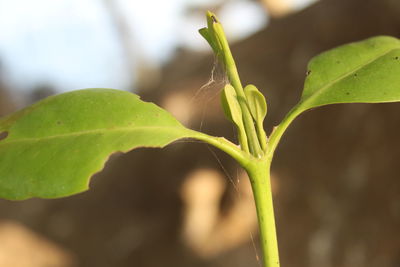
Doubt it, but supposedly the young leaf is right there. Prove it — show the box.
[244,84,267,123]
[244,84,267,150]
[221,84,249,152]
[199,28,219,54]
[0,89,200,200]
[298,36,400,111]
[221,84,243,125]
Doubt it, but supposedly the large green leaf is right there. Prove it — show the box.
[0,89,197,200]
[298,36,400,111]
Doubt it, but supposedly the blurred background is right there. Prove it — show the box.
[0,0,400,266]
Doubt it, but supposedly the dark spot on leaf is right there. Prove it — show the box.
[395,56,399,60]
[346,92,350,95]
[211,15,218,23]
[336,60,341,64]
[354,73,358,77]
[306,70,312,76]
[56,121,62,125]
[0,131,8,141]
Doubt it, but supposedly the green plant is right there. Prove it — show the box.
[0,11,399,267]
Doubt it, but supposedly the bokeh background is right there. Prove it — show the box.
[0,0,400,266]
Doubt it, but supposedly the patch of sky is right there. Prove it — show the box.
[0,0,316,93]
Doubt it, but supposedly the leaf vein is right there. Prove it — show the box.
[0,126,188,145]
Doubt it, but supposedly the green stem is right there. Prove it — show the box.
[246,160,280,267]
[222,58,261,156]
[188,130,250,167]
[237,128,250,153]
[245,103,304,267]
[266,103,303,160]
[210,14,262,157]
[238,96,262,157]
[256,120,267,151]
[200,12,305,267]
[220,43,262,157]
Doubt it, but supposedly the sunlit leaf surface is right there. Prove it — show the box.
[0,89,194,200]
[298,36,400,111]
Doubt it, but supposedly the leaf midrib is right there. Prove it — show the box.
[300,47,399,109]
[0,125,189,145]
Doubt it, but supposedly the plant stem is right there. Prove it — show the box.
[189,130,250,167]
[266,103,303,159]
[202,12,285,267]
[256,120,267,151]
[247,160,280,267]
[192,127,281,267]
[223,53,262,157]
[210,14,263,157]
